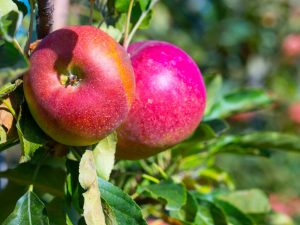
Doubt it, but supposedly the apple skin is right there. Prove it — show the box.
[116,41,206,160]
[24,26,135,146]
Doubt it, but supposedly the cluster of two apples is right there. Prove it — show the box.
[24,26,206,160]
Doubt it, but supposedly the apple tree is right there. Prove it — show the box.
[0,0,300,225]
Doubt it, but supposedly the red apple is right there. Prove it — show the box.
[116,41,206,160]
[24,26,135,146]
[282,34,300,58]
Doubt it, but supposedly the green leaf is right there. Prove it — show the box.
[204,89,271,120]
[215,200,255,225]
[98,177,148,225]
[2,190,50,225]
[0,11,22,41]
[0,182,26,224]
[204,74,223,115]
[115,0,130,13]
[194,198,228,225]
[0,0,22,41]
[204,119,229,135]
[0,41,29,83]
[0,162,66,197]
[209,132,300,155]
[12,0,28,16]
[139,0,150,11]
[170,192,198,223]
[93,132,117,180]
[0,79,22,98]
[0,0,18,16]
[217,189,271,214]
[16,104,48,162]
[79,150,106,225]
[100,23,123,42]
[65,159,84,214]
[141,180,187,211]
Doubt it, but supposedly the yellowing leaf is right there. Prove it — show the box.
[79,150,106,225]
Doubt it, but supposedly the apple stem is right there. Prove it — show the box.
[124,0,160,50]
[123,0,135,49]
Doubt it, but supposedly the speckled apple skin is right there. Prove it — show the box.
[24,26,135,146]
[116,41,206,160]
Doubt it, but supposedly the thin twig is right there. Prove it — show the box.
[24,0,35,56]
[89,0,95,25]
[124,0,160,50]
[13,39,24,55]
[123,0,135,49]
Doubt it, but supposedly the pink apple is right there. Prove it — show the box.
[24,26,135,146]
[116,41,206,160]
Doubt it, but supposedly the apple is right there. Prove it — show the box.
[116,41,206,160]
[23,26,135,146]
[281,34,300,58]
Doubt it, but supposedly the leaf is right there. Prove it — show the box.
[141,180,187,211]
[65,159,84,214]
[0,79,22,98]
[204,74,223,115]
[0,10,22,41]
[16,104,48,162]
[217,189,271,214]
[0,0,18,16]
[0,41,29,83]
[79,150,106,225]
[0,162,66,197]
[170,191,198,223]
[0,182,26,224]
[115,0,130,13]
[93,133,117,180]
[215,200,255,225]
[209,132,300,155]
[194,198,228,225]
[204,89,271,121]
[2,190,50,225]
[98,177,148,225]
[139,0,150,11]
[100,23,123,42]
[204,119,229,135]
[12,0,28,16]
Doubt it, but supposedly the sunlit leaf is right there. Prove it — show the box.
[93,132,117,180]
[140,180,187,211]
[98,177,147,225]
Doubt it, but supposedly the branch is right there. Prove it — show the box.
[123,0,135,48]
[36,0,54,39]
[24,0,35,55]
[124,0,160,50]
